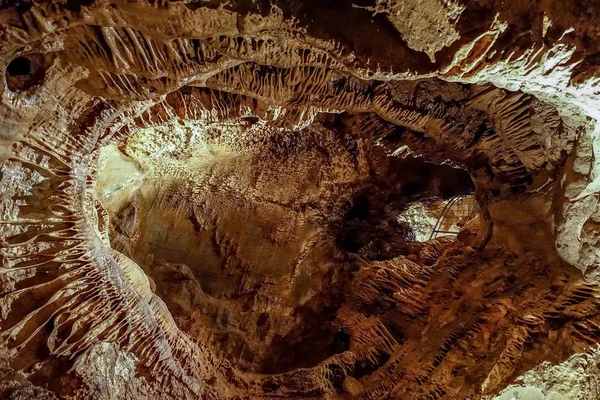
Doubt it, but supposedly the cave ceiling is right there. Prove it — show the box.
[2,0,600,399]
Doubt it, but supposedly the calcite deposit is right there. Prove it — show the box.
[2,0,600,399]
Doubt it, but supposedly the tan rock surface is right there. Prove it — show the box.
[1,1,600,399]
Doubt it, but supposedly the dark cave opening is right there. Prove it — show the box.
[7,56,30,77]
[337,156,477,260]
[6,54,46,92]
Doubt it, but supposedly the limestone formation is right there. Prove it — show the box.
[2,0,600,399]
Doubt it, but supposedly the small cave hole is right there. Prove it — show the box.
[65,0,94,12]
[7,56,30,77]
[6,54,45,93]
[15,0,32,13]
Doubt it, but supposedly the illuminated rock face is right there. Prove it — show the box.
[2,1,600,399]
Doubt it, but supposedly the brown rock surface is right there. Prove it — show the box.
[2,0,600,399]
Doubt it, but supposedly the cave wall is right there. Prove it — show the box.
[1,1,600,399]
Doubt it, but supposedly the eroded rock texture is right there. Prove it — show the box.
[2,0,600,399]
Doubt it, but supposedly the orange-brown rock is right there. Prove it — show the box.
[1,1,600,399]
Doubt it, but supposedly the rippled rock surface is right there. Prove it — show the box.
[2,1,600,399]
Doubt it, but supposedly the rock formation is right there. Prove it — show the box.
[1,0,600,399]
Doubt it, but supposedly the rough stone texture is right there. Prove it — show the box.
[492,348,600,400]
[2,0,600,399]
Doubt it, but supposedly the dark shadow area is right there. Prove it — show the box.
[6,54,46,93]
[337,155,475,259]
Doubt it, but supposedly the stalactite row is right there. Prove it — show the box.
[65,25,222,79]
[89,74,569,199]
[140,87,322,133]
[333,239,600,399]
[351,256,431,317]
[33,13,571,194]
[203,34,346,71]
[205,65,566,192]
[0,99,226,397]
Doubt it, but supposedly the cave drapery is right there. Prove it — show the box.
[2,1,600,399]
